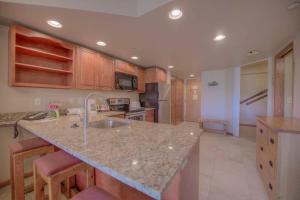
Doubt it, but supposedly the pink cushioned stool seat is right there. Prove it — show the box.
[9,137,50,153]
[34,150,81,176]
[71,186,117,200]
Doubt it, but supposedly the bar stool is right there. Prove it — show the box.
[33,150,94,200]
[9,137,54,200]
[71,186,117,200]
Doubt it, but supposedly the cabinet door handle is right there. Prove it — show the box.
[259,164,263,170]
[260,146,264,152]
[269,160,273,168]
[260,129,263,133]
[270,138,274,144]
[269,183,273,191]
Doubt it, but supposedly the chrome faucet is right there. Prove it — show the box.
[83,92,101,144]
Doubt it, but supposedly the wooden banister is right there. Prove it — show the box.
[240,89,267,104]
[246,94,268,105]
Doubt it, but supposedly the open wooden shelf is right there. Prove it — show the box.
[12,82,73,89]
[15,62,73,74]
[10,25,75,89]
[16,45,73,62]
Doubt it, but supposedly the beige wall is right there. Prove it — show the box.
[240,61,268,125]
[0,25,139,113]
[293,32,300,118]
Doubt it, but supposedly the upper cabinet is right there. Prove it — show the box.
[76,47,114,90]
[95,54,114,90]
[114,59,137,75]
[10,25,75,89]
[75,47,97,89]
[136,67,145,93]
[9,25,149,92]
[145,67,167,83]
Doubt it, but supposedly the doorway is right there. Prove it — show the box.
[185,79,201,122]
[274,43,294,117]
[240,61,268,141]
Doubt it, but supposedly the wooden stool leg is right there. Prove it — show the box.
[13,155,24,200]
[34,165,45,200]
[10,152,15,200]
[48,178,61,200]
[86,167,95,188]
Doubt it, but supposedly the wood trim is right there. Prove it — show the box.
[275,43,293,59]
[240,89,267,104]
[274,43,294,117]
[246,94,268,105]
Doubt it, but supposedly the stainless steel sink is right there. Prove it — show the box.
[89,119,129,129]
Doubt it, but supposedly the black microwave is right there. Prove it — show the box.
[115,72,138,91]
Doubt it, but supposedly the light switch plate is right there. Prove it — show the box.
[34,98,41,106]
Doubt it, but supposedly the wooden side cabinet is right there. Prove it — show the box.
[256,118,300,200]
[145,109,155,122]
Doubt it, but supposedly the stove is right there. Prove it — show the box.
[107,98,145,121]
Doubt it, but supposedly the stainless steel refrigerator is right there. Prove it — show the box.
[139,83,171,124]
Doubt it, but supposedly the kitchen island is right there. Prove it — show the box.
[18,114,201,200]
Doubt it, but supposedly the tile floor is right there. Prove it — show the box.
[199,132,268,200]
[0,132,268,200]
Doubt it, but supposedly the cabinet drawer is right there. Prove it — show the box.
[256,154,267,178]
[267,130,278,157]
[265,155,277,180]
[256,139,268,159]
[256,122,268,145]
[264,175,278,200]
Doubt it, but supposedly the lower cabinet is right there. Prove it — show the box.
[145,109,155,122]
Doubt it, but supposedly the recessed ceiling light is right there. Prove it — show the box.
[288,1,300,10]
[169,9,183,20]
[248,50,260,56]
[214,34,226,41]
[131,56,138,60]
[190,74,195,77]
[47,20,62,28]
[168,65,174,69]
[96,41,107,46]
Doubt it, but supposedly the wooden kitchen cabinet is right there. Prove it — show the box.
[137,67,145,93]
[10,25,75,89]
[145,67,167,83]
[75,47,97,89]
[95,54,114,90]
[145,109,155,122]
[114,59,137,75]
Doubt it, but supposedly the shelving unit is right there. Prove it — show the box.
[10,25,75,89]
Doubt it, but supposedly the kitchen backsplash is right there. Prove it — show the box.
[0,25,139,114]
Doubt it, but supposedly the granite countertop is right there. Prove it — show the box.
[18,114,201,200]
[0,112,36,127]
[257,116,300,134]
[0,111,125,127]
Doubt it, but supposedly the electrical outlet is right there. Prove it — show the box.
[34,98,41,106]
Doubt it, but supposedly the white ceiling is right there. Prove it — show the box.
[0,0,173,16]
[0,0,299,78]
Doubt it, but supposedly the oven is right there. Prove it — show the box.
[125,111,145,121]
